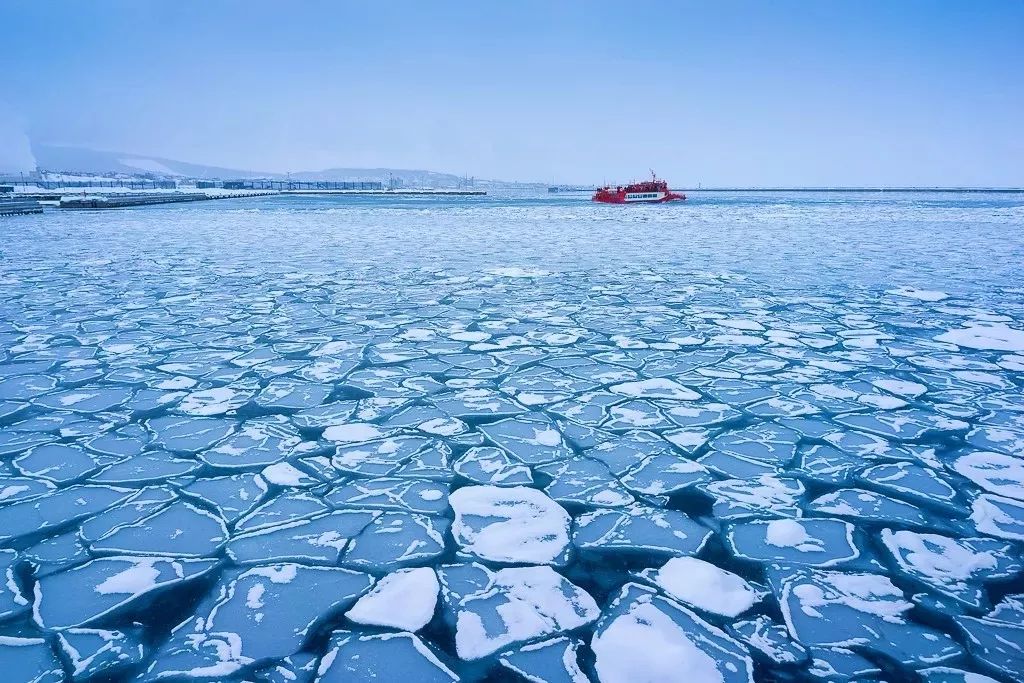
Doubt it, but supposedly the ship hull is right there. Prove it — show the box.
[592,189,685,204]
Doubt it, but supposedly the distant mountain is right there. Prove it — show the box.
[32,144,277,179]
[29,144,532,188]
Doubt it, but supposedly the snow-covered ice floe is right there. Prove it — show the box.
[2,198,1024,681]
[591,583,753,683]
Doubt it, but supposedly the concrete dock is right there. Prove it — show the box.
[281,189,486,196]
[0,197,44,216]
[59,191,275,209]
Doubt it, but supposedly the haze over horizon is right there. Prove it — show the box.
[2,1,1022,186]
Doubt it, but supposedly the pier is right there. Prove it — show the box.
[548,185,594,192]
[0,197,43,216]
[281,189,486,196]
[223,180,384,191]
[59,191,275,210]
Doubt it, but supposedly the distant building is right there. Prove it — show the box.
[196,181,219,189]
[0,185,13,193]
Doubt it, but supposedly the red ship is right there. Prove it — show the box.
[592,171,685,204]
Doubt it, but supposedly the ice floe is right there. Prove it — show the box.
[145,563,372,678]
[970,493,1024,541]
[573,506,712,557]
[728,518,861,567]
[936,323,1024,351]
[772,565,963,666]
[952,450,1024,500]
[57,628,146,681]
[591,583,752,683]
[452,446,534,486]
[452,565,598,660]
[879,529,1021,609]
[0,636,63,683]
[316,631,457,682]
[642,556,761,617]
[450,485,571,565]
[33,556,218,629]
[345,567,439,631]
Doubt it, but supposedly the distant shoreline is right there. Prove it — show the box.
[552,186,1024,194]
[671,187,1024,193]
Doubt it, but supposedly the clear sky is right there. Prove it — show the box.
[2,1,1022,185]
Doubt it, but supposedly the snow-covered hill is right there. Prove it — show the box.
[29,144,536,188]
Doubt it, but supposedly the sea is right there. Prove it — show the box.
[1,191,1023,682]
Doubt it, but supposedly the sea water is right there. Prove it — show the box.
[0,191,1023,682]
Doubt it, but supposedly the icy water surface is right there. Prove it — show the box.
[1,192,1024,682]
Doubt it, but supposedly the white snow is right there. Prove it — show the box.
[707,476,804,517]
[716,318,766,331]
[345,567,439,632]
[499,637,588,683]
[871,379,927,398]
[0,635,45,646]
[54,392,97,406]
[610,378,701,401]
[935,324,1024,351]
[449,485,570,564]
[155,375,196,390]
[919,667,999,683]
[953,451,1024,500]
[259,462,309,486]
[784,570,911,624]
[765,520,825,553]
[455,565,598,660]
[881,529,998,584]
[858,394,909,409]
[94,559,164,595]
[418,417,466,436]
[0,485,32,500]
[592,598,728,683]
[486,267,551,278]
[450,331,491,342]
[322,423,384,442]
[245,583,266,609]
[649,557,760,617]
[246,564,299,584]
[529,426,563,447]
[178,387,245,416]
[971,494,1024,541]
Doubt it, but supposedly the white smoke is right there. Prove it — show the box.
[0,104,37,173]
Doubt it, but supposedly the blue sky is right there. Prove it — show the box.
[2,1,1022,185]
